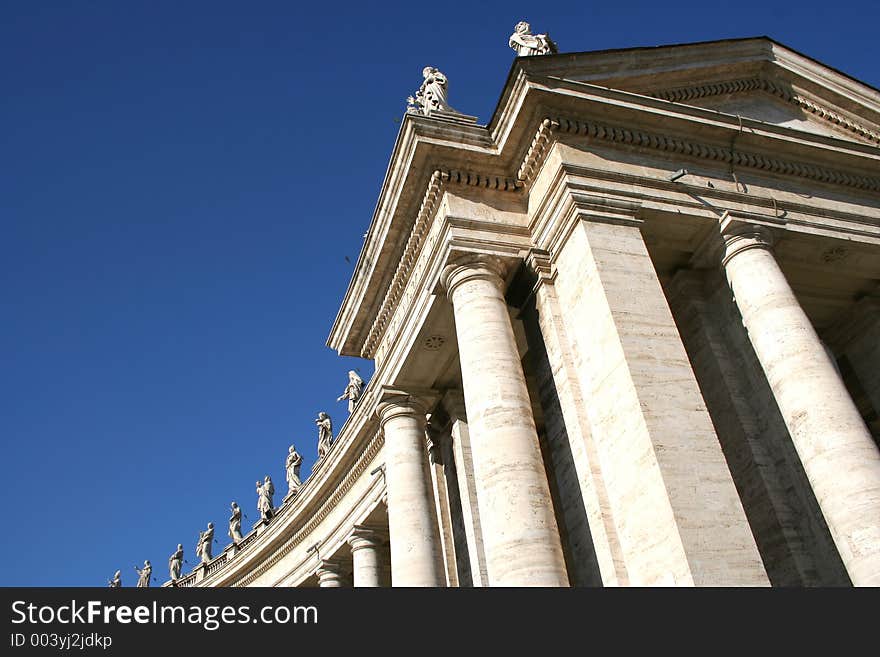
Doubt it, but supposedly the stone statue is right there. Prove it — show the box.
[196,522,214,563]
[509,21,557,57]
[256,476,275,522]
[134,560,151,588]
[169,544,184,582]
[107,570,121,588]
[336,370,364,413]
[286,445,303,495]
[228,501,243,542]
[407,67,456,116]
[315,412,333,459]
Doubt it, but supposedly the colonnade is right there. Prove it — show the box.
[318,219,880,587]
[719,222,880,586]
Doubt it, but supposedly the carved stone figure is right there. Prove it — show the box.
[286,445,303,495]
[509,21,557,57]
[407,67,456,116]
[196,522,214,563]
[316,412,333,459]
[134,560,151,588]
[108,570,121,588]
[337,370,365,413]
[228,502,243,542]
[257,476,275,521]
[169,544,184,582]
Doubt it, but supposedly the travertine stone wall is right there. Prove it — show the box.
[837,300,880,439]
[666,269,848,585]
[442,257,569,586]
[720,226,880,586]
[442,395,489,586]
[518,288,610,586]
[437,429,474,587]
[552,218,768,585]
[378,396,446,587]
[426,430,459,587]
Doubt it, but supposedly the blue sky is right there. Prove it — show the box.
[2,1,878,586]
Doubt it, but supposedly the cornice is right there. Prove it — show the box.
[517,116,880,193]
[359,169,522,359]
[649,77,880,145]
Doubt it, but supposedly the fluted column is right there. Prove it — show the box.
[377,392,445,587]
[720,223,880,586]
[441,255,568,586]
[315,560,344,588]
[347,526,382,587]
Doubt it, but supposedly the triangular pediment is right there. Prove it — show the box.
[515,37,880,147]
[651,80,880,144]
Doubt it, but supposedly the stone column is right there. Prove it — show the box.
[377,392,445,587]
[442,392,489,586]
[552,218,767,585]
[347,526,382,587]
[525,249,627,586]
[426,427,459,586]
[315,560,344,588]
[441,255,568,586]
[720,223,880,586]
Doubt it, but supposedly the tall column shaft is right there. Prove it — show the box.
[442,256,568,586]
[552,219,767,585]
[378,395,445,587]
[527,250,628,586]
[426,430,459,586]
[444,392,489,587]
[348,527,382,587]
[721,225,880,585]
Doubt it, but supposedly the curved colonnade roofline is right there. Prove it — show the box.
[167,380,383,588]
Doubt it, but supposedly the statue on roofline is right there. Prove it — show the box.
[316,412,333,460]
[229,501,243,542]
[286,445,303,496]
[509,21,557,57]
[407,66,458,116]
[169,544,184,582]
[337,370,365,414]
[196,522,214,563]
[257,476,275,522]
[134,560,152,588]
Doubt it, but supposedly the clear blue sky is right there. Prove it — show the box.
[2,1,878,587]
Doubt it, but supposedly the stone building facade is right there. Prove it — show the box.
[179,36,880,587]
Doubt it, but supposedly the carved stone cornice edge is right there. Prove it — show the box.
[517,116,880,193]
[650,76,880,146]
[360,169,523,359]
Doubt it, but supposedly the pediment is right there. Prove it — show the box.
[515,37,880,148]
[652,81,880,145]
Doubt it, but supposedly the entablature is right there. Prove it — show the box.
[329,37,880,363]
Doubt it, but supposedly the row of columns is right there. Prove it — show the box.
[718,221,880,586]
[315,526,385,587]
[374,256,569,586]
[329,216,879,587]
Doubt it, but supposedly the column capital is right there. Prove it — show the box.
[440,253,509,300]
[315,559,345,583]
[376,386,438,427]
[347,525,383,552]
[720,222,776,267]
[441,390,467,423]
[689,211,782,269]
